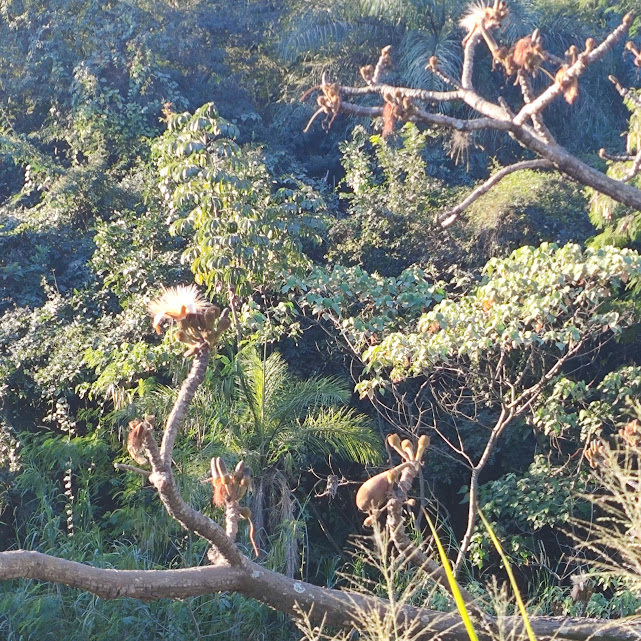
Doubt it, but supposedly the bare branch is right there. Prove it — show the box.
[341,84,463,103]
[113,462,151,477]
[513,15,633,126]
[621,150,641,183]
[0,550,246,599]
[609,75,641,110]
[303,12,641,217]
[599,148,636,163]
[544,51,566,67]
[509,125,641,212]
[437,159,554,227]
[303,106,326,133]
[339,100,509,133]
[2,548,641,641]
[454,406,514,573]
[373,45,392,84]
[426,56,462,89]
[462,29,485,90]
[141,428,245,566]
[517,73,554,142]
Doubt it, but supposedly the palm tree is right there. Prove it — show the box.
[193,347,381,577]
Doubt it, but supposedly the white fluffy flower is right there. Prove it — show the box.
[147,284,208,334]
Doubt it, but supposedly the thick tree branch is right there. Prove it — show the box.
[0,550,246,599]
[462,30,483,90]
[339,101,509,133]
[509,125,641,212]
[342,84,640,217]
[342,84,463,103]
[140,421,245,566]
[2,550,640,641]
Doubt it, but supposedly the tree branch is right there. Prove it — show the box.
[609,75,641,110]
[2,550,640,641]
[141,420,245,566]
[437,159,554,227]
[461,29,483,90]
[160,344,211,465]
[454,405,514,574]
[513,15,633,126]
[341,84,463,103]
[517,73,554,143]
[114,462,151,477]
[621,150,641,183]
[339,101,509,133]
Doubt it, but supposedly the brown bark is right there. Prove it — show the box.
[1,549,640,641]
[160,346,210,465]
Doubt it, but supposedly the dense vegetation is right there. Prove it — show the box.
[2,0,641,638]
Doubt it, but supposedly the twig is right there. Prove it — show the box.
[426,57,462,89]
[599,149,635,162]
[621,150,641,182]
[186,599,203,641]
[373,45,392,84]
[517,73,554,142]
[114,463,151,477]
[609,75,641,110]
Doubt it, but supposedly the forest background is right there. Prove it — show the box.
[2,0,641,638]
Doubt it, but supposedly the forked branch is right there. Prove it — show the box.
[302,7,641,223]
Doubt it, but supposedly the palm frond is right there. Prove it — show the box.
[271,406,382,465]
[238,348,288,427]
[274,375,352,424]
[400,29,461,90]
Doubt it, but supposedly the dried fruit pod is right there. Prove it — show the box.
[415,434,430,461]
[233,460,246,484]
[387,433,406,459]
[400,438,414,461]
[204,305,222,327]
[238,468,251,499]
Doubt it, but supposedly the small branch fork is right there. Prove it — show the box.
[302,10,641,225]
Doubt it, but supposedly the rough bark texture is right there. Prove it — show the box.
[1,550,640,641]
